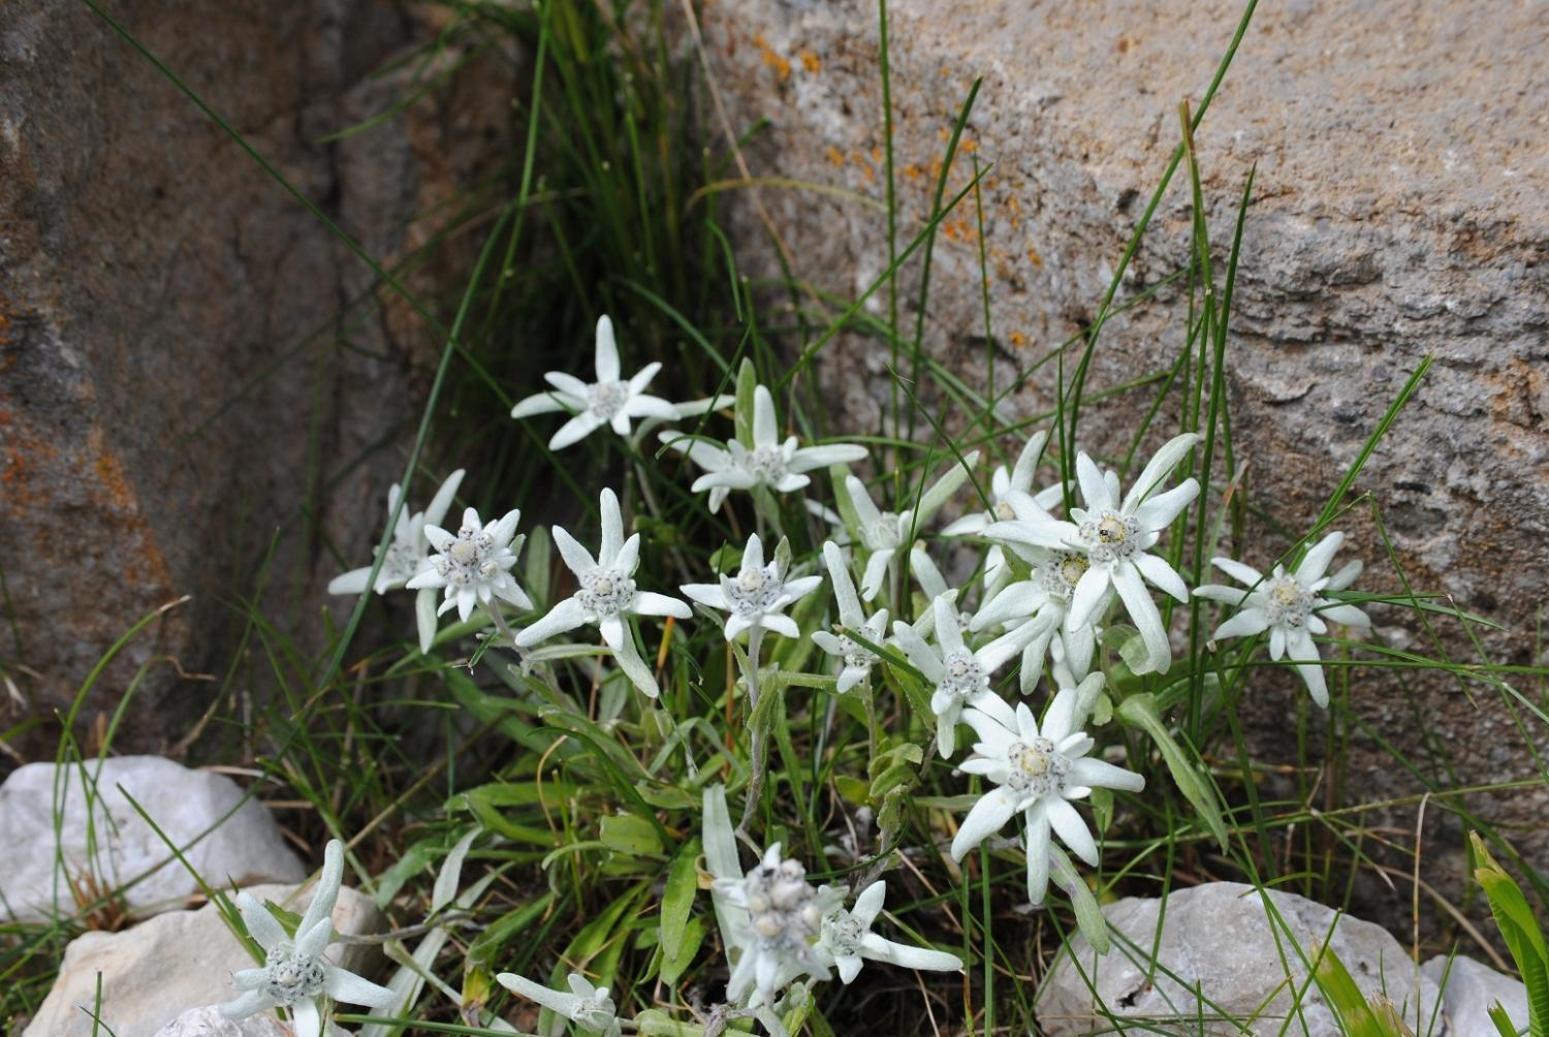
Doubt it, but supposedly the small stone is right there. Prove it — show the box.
[1036,882,1446,1036]
[153,1005,292,1036]
[0,756,305,923]
[25,882,383,1037]
[1421,955,1529,1037]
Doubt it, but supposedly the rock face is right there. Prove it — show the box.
[0,0,511,755]
[1421,955,1530,1037]
[1036,882,1446,1035]
[24,881,383,1037]
[0,756,304,922]
[691,0,1549,912]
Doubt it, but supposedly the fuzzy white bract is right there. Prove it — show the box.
[1195,530,1371,707]
[812,541,889,693]
[941,431,1063,593]
[984,434,1199,674]
[845,451,978,602]
[714,844,841,1007]
[496,971,622,1037]
[514,487,690,697]
[951,678,1143,904]
[660,384,867,513]
[510,315,680,449]
[407,505,532,629]
[328,469,466,653]
[892,596,1040,758]
[815,880,962,984]
[220,840,393,1037]
[681,533,822,641]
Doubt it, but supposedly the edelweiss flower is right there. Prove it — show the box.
[220,840,393,1036]
[951,679,1143,904]
[984,434,1200,674]
[328,469,465,653]
[1195,530,1371,707]
[941,431,1063,592]
[845,452,978,601]
[514,488,690,697]
[496,971,622,1037]
[714,844,841,1007]
[510,315,679,449]
[815,880,962,984]
[891,596,1040,758]
[406,506,532,625]
[681,534,822,641]
[812,542,888,693]
[969,529,1096,694]
[659,385,867,513]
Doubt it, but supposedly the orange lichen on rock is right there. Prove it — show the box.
[800,49,820,74]
[753,34,791,82]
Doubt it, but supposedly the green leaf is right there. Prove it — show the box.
[1471,832,1549,1037]
[734,357,757,448]
[1310,942,1414,1037]
[1117,693,1230,852]
[660,838,702,966]
[659,914,704,987]
[600,813,665,857]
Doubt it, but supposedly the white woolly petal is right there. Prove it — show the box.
[952,786,1018,861]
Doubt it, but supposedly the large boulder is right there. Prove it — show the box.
[24,880,383,1037]
[0,755,304,922]
[690,0,1549,915]
[1036,882,1446,1035]
[0,0,511,756]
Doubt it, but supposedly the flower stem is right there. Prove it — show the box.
[737,623,766,835]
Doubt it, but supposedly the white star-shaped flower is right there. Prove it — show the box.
[681,534,822,641]
[951,678,1143,904]
[514,488,691,697]
[713,843,841,1008]
[845,451,978,602]
[812,542,889,693]
[510,315,680,450]
[1195,530,1371,707]
[891,596,1040,758]
[406,505,532,625]
[984,434,1200,675]
[220,840,393,1037]
[327,469,465,653]
[941,431,1063,593]
[659,384,867,513]
[815,880,962,984]
[495,971,622,1037]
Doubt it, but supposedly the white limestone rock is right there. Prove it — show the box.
[24,881,383,1037]
[0,756,304,922]
[1036,882,1448,1035]
[1421,955,1529,1037]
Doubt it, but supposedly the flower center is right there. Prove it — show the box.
[1078,510,1141,564]
[587,381,629,420]
[993,499,1017,521]
[1006,736,1068,796]
[834,632,874,671]
[382,541,420,582]
[741,445,789,483]
[261,945,325,1007]
[821,910,864,956]
[727,566,782,616]
[1037,550,1090,602]
[868,515,903,550]
[742,857,824,951]
[434,525,499,587]
[939,650,987,700]
[1263,575,1314,627]
[578,567,636,617]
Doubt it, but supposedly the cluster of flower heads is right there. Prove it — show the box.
[319,314,1375,1030]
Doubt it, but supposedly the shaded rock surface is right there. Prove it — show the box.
[691,0,1549,918]
[24,881,383,1037]
[1422,955,1531,1037]
[1036,882,1445,1035]
[0,755,303,922]
[0,0,513,756]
